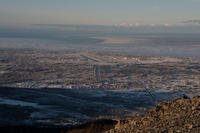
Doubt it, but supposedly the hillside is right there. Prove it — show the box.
[109,96,200,133]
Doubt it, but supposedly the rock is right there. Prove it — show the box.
[109,96,200,133]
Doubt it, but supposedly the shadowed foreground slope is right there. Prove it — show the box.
[0,119,117,133]
[0,96,199,133]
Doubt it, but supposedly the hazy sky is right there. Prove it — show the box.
[0,0,200,26]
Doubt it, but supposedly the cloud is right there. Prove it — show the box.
[182,20,200,24]
[117,22,137,27]
[164,23,171,27]
[119,22,128,27]
[135,22,140,27]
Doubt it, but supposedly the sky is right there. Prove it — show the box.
[0,0,200,26]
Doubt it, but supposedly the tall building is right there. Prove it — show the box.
[94,65,100,82]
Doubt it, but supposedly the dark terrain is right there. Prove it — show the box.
[0,87,178,126]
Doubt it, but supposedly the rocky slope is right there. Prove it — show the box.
[108,96,200,133]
